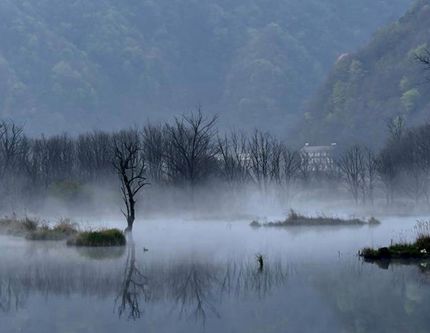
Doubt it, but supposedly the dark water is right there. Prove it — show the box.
[1,217,430,333]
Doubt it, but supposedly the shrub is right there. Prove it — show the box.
[360,248,383,260]
[288,209,300,221]
[67,229,126,247]
[368,217,381,225]
[250,220,262,228]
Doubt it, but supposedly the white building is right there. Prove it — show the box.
[300,143,337,172]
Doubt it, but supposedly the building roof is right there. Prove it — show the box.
[301,144,336,153]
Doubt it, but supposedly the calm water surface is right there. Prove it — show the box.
[1,217,429,333]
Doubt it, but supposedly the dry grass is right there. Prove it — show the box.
[0,216,41,236]
[0,215,79,241]
[361,221,430,261]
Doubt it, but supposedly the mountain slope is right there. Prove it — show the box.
[299,0,430,147]
[0,0,413,134]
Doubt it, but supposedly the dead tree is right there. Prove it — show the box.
[113,131,147,232]
[336,145,366,204]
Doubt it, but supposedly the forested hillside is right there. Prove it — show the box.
[0,0,412,135]
[300,0,430,147]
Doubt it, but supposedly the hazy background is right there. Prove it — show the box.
[1,0,430,219]
[0,0,416,142]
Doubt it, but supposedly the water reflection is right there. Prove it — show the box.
[3,229,430,332]
[0,239,289,325]
[115,242,289,322]
[78,246,126,260]
[0,278,25,313]
[363,257,430,272]
[116,241,150,320]
[167,261,221,323]
[313,260,430,333]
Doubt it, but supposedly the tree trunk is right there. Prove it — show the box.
[125,203,135,233]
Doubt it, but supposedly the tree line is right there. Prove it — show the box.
[0,112,430,212]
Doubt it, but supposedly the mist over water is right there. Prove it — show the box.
[0,125,429,332]
[1,213,430,333]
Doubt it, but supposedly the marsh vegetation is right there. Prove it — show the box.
[250,210,380,228]
[67,229,126,247]
[0,215,125,247]
[361,221,430,261]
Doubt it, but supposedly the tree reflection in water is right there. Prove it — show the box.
[0,243,289,324]
[116,239,150,320]
[220,260,288,299]
[3,243,430,331]
[0,278,25,313]
[167,262,221,324]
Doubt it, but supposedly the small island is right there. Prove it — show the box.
[0,216,126,247]
[360,235,430,261]
[250,210,380,228]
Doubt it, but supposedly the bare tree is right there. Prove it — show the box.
[217,131,250,187]
[0,120,25,179]
[248,130,274,192]
[297,152,311,186]
[113,130,148,232]
[281,148,301,184]
[414,125,430,203]
[269,140,283,185]
[142,124,166,184]
[76,131,113,182]
[336,145,366,204]
[281,147,301,200]
[377,147,399,205]
[364,148,378,206]
[164,109,218,186]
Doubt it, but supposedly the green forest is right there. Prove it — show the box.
[301,0,430,146]
[0,0,413,135]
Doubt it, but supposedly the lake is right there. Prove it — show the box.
[0,216,429,333]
